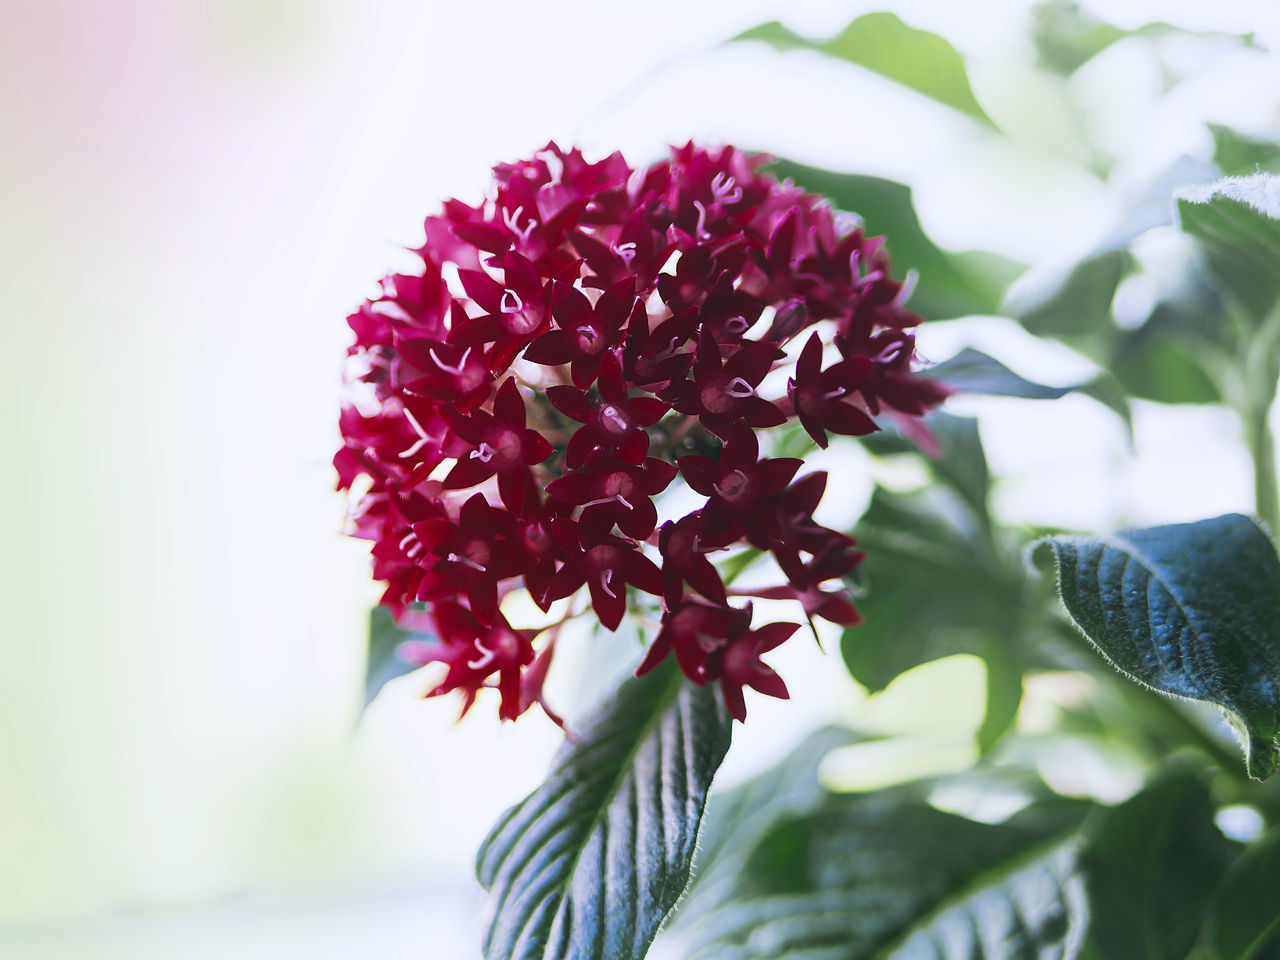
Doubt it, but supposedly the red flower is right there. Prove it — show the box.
[337,142,948,722]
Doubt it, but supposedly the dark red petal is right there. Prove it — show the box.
[589,574,626,631]
[814,593,863,626]
[443,456,496,490]
[641,457,679,494]
[742,396,787,428]
[523,330,574,366]
[723,339,781,385]
[523,429,553,464]
[686,555,728,605]
[635,633,672,676]
[626,552,664,597]
[550,279,592,329]
[752,621,801,652]
[824,401,880,437]
[545,562,587,602]
[619,497,657,541]
[547,385,593,423]
[469,577,499,626]
[545,470,593,504]
[720,420,759,467]
[457,268,504,313]
[498,468,526,514]
[565,426,596,468]
[616,429,649,465]
[628,397,669,427]
[720,677,747,722]
[677,455,718,496]
[746,665,789,700]
[796,332,823,380]
[757,458,803,495]
[494,378,526,429]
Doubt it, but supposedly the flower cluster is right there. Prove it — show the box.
[336,143,949,722]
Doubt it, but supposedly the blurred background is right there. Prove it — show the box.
[2,0,1278,956]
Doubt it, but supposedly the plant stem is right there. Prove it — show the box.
[1247,402,1279,535]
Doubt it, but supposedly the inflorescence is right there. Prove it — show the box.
[336,143,949,723]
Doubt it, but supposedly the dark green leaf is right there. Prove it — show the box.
[1082,768,1234,960]
[1034,515,1280,779]
[1177,174,1280,324]
[764,160,1024,320]
[1112,311,1223,404]
[1200,825,1280,959]
[685,791,1090,959]
[476,659,733,960]
[364,606,426,708]
[732,13,995,126]
[1210,125,1280,177]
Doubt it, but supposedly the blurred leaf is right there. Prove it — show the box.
[1199,825,1280,959]
[1210,125,1280,177]
[926,347,1133,433]
[685,791,1090,959]
[672,726,855,925]
[1008,249,1134,340]
[1112,309,1223,404]
[1082,769,1234,960]
[1031,0,1258,76]
[979,640,1025,754]
[1097,155,1220,252]
[1177,174,1280,324]
[1034,514,1280,780]
[765,159,1024,320]
[364,606,426,708]
[475,659,732,960]
[733,13,995,126]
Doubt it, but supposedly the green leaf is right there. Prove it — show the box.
[1210,125,1280,178]
[1177,174,1280,324]
[1033,515,1280,780]
[671,726,855,925]
[364,606,426,708]
[926,347,1133,433]
[979,640,1025,755]
[476,659,733,960]
[732,13,995,126]
[764,159,1024,320]
[1031,0,1258,76]
[1007,249,1134,341]
[685,791,1090,959]
[1112,308,1223,405]
[1199,825,1280,959]
[1082,768,1234,960]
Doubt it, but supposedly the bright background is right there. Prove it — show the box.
[2,0,1278,957]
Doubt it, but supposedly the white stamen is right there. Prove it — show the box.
[711,172,742,204]
[580,494,634,511]
[601,405,628,431]
[715,468,751,497]
[724,316,749,335]
[613,241,637,267]
[500,289,524,314]
[599,568,618,599]
[427,345,473,377]
[447,552,486,572]
[893,268,919,306]
[824,388,847,400]
[469,441,496,463]
[693,200,710,240]
[724,377,756,399]
[398,437,429,459]
[398,532,416,551]
[404,408,431,439]
[626,167,645,198]
[502,205,538,245]
[856,269,883,289]
[651,337,682,362]
[467,646,497,671]
[576,325,599,343]
[539,149,564,185]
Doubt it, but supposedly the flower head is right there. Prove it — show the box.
[337,143,947,722]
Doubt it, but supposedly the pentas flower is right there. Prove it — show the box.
[337,142,949,723]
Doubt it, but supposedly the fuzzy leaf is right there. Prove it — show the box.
[476,659,733,960]
[1177,174,1280,324]
[1210,125,1280,178]
[1034,515,1280,779]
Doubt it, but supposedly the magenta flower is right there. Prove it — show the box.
[337,142,948,722]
